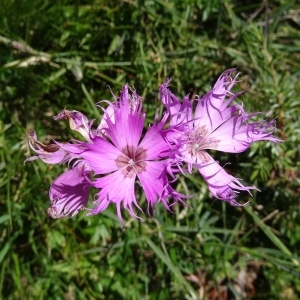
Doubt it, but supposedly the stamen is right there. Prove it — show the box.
[116,146,147,178]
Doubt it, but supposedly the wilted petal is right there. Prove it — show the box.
[53,109,93,141]
[25,130,70,164]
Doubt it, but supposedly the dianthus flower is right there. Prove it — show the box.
[26,70,281,221]
[159,69,281,205]
[26,85,183,223]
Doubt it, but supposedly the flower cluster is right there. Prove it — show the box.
[26,70,281,223]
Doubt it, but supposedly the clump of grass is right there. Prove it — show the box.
[0,0,299,299]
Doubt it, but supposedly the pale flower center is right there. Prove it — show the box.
[185,125,220,162]
[115,145,147,178]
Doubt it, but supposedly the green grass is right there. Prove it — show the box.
[1,0,300,299]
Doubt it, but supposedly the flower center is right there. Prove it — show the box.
[185,125,220,162]
[115,145,147,178]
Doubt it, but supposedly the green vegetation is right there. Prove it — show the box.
[1,0,299,299]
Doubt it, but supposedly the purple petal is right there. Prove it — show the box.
[48,163,91,218]
[196,154,257,204]
[91,170,141,223]
[104,105,145,151]
[138,116,170,160]
[79,137,122,174]
[137,160,167,205]
[159,79,192,126]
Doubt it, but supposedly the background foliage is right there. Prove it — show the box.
[0,0,299,299]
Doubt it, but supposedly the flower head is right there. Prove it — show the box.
[26,84,183,223]
[62,85,183,223]
[160,69,281,204]
[26,69,282,222]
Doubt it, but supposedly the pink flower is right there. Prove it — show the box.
[62,85,183,223]
[26,70,282,221]
[26,84,184,223]
[160,69,281,204]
